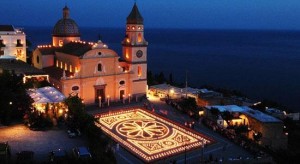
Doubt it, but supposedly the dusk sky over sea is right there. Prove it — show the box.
[1,0,300,29]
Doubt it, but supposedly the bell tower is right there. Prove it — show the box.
[122,3,148,98]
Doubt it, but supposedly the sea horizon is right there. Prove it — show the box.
[22,26,300,112]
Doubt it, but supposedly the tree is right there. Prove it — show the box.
[221,111,233,125]
[210,107,220,116]
[0,70,33,125]
[168,73,173,85]
[64,94,87,129]
[64,94,116,163]
[156,72,165,84]
[147,71,154,86]
[253,132,262,142]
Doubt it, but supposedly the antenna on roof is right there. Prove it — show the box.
[98,34,102,41]
[185,70,188,98]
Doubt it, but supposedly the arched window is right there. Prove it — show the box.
[97,63,102,72]
[98,52,102,55]
[125,48,129,59]
[138,66,142,77]
[36,56,39,64]
[138,33,142,43]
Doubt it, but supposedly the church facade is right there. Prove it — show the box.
[32,4,148,105]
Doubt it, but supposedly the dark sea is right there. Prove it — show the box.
[24,27,300,112]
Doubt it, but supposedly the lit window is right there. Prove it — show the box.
[138,26,141,30]
[132,26,135,30]
[138,33,142,43]
[17,49,22,58]
[56,60,59,67]
[138,66,142,77]
[60,62,63,69]
[125,49,129,59]
[59,40,63,47]
[75,67,78,72]
[97,63,102,72]
[70,65,73,72]
[65,63,67,70]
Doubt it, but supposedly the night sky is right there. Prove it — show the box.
[1,0,300,29]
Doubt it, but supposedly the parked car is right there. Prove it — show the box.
[49,149,68,163]
[72,147,92,161]
[67,129,81,138]
[16,151,34,164]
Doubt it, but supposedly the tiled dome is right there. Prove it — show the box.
[52,6,80,37]
[53,18,80,36]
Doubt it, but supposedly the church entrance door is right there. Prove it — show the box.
[94,85,106,103]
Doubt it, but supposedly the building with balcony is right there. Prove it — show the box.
[0,25,26,62]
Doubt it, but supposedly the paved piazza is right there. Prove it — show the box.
[96,108,214,163]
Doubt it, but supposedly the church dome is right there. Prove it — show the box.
[52,6,80,37]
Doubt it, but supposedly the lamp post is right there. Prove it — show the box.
[128,94,131,103]
[122,95,125,104]
[201,140,205,162]
[184,141,187,164]
[98,96,101,108]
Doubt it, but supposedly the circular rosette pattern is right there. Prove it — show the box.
[116,120,169,140]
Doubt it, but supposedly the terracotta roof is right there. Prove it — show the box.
[57,42,92,56]
[127,3,144,24]
[43,66,73,81]
[0,25,14,31]
[0,59,45,75]
[38,47,58,55]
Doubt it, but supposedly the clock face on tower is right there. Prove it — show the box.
[136,50,143,58]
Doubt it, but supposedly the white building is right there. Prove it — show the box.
[0,25,26,62]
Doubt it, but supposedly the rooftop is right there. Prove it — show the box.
[43,66,73,81]
[127,3,144,24]
[57,42,92,56]
[0,59,46,75]
[207,105,281,123]
[27,86,66,104]
[0,25,14,31]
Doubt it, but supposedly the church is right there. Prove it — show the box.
[32,3,148,105]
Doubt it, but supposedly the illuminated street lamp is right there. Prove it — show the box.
[122,95,125,104]
[9,102,12,105]
[128,94,131,103]
[184,141,187,164]
[98,96,102,108]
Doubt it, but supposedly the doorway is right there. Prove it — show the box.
[94,85,106,103]
[120,90,125,100]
